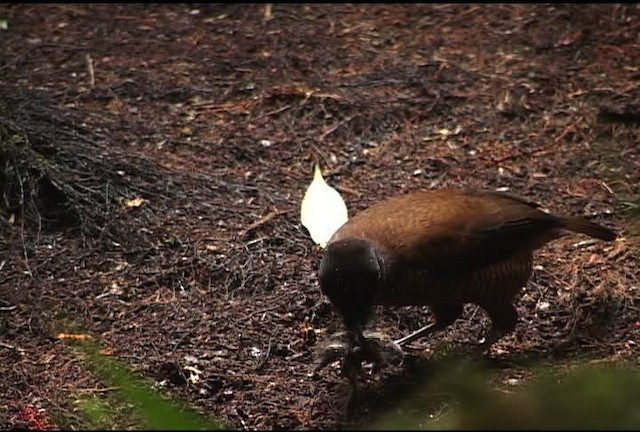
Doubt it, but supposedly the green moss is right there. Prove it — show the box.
[71,392,139,430]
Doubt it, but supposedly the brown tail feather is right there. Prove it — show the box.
[560,216,617,241]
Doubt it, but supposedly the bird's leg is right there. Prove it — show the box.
[394,303,464,348]
[343,365,359,419]
[339,328,364,417]
[340,326,370,374]
[472,328,506,356]
[352,326,366,348]
[473,303,517,356]
[340,326,403,417]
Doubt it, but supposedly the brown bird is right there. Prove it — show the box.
[317,188,617,374]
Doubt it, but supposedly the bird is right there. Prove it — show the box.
[316,188,617,376]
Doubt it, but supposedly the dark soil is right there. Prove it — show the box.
[1,4,639,430]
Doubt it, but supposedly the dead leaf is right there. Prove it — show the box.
[107,97,125,115]
[125,197,145,208]
[184,365,202,384]
[588,254,605,265]
[556,30,583,47]
[437,126,462,138]
[100,347,116,356]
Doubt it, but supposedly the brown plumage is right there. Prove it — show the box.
[318,189,617,359]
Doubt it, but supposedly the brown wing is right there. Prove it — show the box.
[331,189,562,276]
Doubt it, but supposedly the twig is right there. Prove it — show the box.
[239,208,287,238]
[335,184,363,198]
[263,3,273,21]
[0,341,25,352]
[244,237,264,247]
[247,304,282,320]
[16,170,34,278]
[531,121,580,158]
[492,117,583,164]
[68,386,120,393]
[599,180,615,195]
[440,5,481,27]
[320,115,357,141]
[85,54,95,88]
[253,338,272,372]
[259,104,291,118]
[286,352,306,361]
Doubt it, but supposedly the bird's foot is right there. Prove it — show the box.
[312,331,406,419]
[312,331,405,377]
[359,334,405,373]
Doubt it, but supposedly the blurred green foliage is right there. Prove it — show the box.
[370,359,640,430]
[65,338,229,430]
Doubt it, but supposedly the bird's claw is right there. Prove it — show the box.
[312,339,350,373]
[340,340,381,377]
[312,331,407,419]
[313,331,405,377]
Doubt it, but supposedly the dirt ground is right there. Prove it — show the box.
[1,4,639,430]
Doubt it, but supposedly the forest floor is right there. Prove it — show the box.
[1,4,639,430]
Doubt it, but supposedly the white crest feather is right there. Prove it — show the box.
[300,164,349,248]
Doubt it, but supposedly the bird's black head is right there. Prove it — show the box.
[318,238,386,333]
